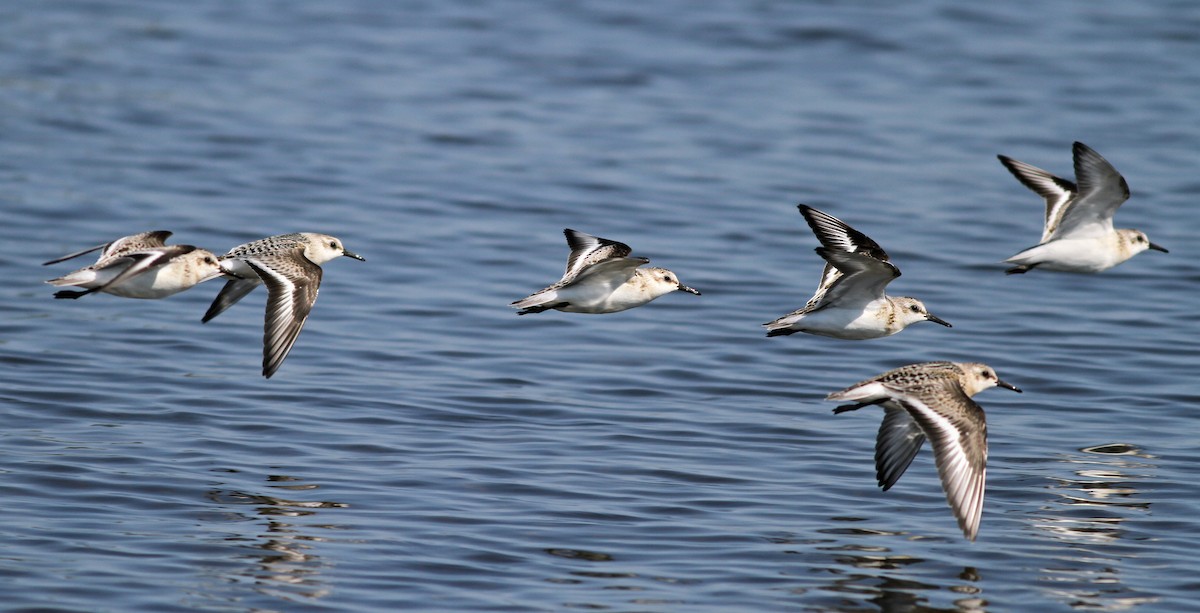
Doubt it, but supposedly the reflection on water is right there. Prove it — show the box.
[755,443,1165,612]
[1036,443,1160,611]
[540,548,691,609]
[202,472,347,605]
[813,557,986,612]
[770,529,988,613]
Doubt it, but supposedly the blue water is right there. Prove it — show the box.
[2,1,1198,611]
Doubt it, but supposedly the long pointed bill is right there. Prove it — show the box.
[678,284,701,295]
[926,313,952,327]
[996,378,1022,393]
[344,250,366,261]
[1149,242,1168,253]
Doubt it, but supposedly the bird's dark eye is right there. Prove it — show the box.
[910,305,920,312]
[330,241,338,249]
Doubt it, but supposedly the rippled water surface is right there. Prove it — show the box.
[2,1,1199,611]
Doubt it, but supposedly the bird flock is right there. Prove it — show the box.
[44,141,1164,540]
[45,232,364,379]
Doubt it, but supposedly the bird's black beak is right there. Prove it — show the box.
[344,250,366,261]
[678,284,701,295]
[1149,242,1168,253]
[997,378,1022,393]
[927,313,952,327]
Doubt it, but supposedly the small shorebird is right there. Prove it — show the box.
[44,230,225,300]
[511,229,699,315]
[202,233,365,378]
[763,205,950,339]
[826,361,1022,541]
[999,141,1167,274]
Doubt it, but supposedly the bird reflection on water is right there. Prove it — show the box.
[202,473,347,604]
[1034,443,1159,611]
[766,530,987,613]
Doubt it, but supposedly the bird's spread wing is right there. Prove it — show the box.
[809,248,899,310]
[795,206,894,311]
[874,404,927,491]
[893,383,988,541]
[569,255,647,287]
[997,155,1077,243]
[102,231,174,258]
[244,248,323,379]
[1053,142,1129,240]
[43,242,110,266]
[560,229,635,284]
[43,230,173,266]
[802,262,842,311]
[799,205,890,260]
[201,276,262,323]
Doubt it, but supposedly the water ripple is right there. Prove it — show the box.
[1,0,1198,611]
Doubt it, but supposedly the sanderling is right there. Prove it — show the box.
[763,205,950,339]
[44,230,226,299]
[202,233,365,379]
[511,228,700,315]
[999,141,1167,274]
[826,361,1021,541]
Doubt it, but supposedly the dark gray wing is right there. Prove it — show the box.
[875,404,927,491]
[1053,142,1129,240]
[201,277,262,323]
[43,242,110,266]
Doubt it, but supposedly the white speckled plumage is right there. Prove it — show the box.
[203,232,365,378]
[826,361,1022,541]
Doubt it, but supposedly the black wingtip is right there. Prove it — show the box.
[832,402,869,414]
